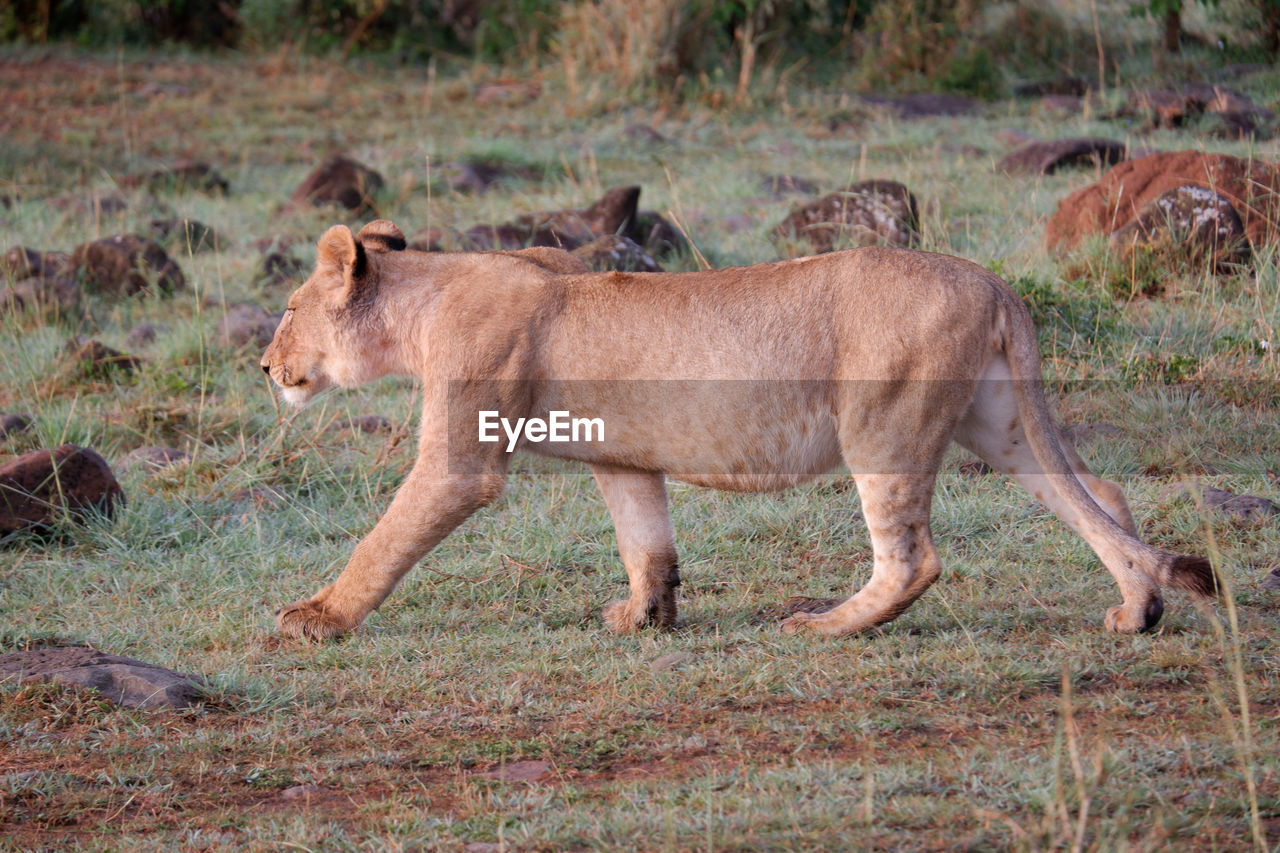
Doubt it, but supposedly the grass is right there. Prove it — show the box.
[1,34,1279,851]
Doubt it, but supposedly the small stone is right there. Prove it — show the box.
[149,218,223,253]
[279,784,327,801]
[62,338,143,378]
[0,646,204,709]
[651,652,695,672]
[0,445,124,535]
[126,322,159,348]
[1162,481,1278,523]
[68,234,185,296]
[218,304,282,349]
[289,154,384,214]
[0,414,33,439]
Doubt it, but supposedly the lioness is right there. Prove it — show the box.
[262,220,1216,641]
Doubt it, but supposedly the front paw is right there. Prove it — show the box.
[275,598,354,640]
[602,594,676,634]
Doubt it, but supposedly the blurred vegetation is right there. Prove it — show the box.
[1,0,1278,98]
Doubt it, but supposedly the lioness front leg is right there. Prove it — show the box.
[276,464,504,640]
[782,473,941,636]
[590,464,680,633]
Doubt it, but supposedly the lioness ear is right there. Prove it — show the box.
[356,219,406,253]
[316,224,368,301]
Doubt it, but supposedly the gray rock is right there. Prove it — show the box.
[1163,481,1278,523]
[0,445,124,535]
[1109,185,1251,272]
[126,322,159,347]
[218,304,282,349]
[0,646,205,709]
[1261,566,1280,590]
[772,180,919,255]
[998,138,1129,176]
[0,414,32,439]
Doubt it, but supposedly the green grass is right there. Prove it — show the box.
[1,40,1279,851]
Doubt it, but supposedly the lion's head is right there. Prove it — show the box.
[261,220,407,407]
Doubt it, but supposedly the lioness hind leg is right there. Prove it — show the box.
[955,376,1161,632]
[781,473,942,637]
[590,464,680,633]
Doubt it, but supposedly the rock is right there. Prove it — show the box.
[859,93,979,118]
[256,251,306,288]
[651,651,695,672]
[1261,566,1280,590]
[0,274,79,314]
[0,646,204,709]
[279,784,327,801]
[331,415,393,435]
[572,235,661,272]
[465,186,641,252]
[1013,75,1089,98]
[475,760,554,782]
[1163,481,1279,523]
[0,414,33,439]
[1063,423,1123,445]
[437,158,539,193]
[759,174,819,197]
[289,154,384,214]
[122,161,229,195]
[1108,185,1251,272]
[772,180,919,255]
[149,218,223,253]
[1118,85,1274,138]
[998,138,1129,176]
[126,322,159,347]
[62,338,142,379]
[2,247,71,280]
[0,445,124,535]
[68,234,185,296]
[1046,151,1280,254]
[218,304,282,349]
[119,446,189,473]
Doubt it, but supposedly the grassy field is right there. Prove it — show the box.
[1,38,1279,851]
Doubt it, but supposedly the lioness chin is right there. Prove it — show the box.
[261,220,1217,641]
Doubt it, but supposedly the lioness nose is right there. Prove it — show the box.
[261,362,271,375]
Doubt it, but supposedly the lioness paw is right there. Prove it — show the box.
[276,599,353,641]
[602,597,675,634]
[1103,599,1164,634]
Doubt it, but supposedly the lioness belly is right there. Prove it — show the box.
[528,381,843,491]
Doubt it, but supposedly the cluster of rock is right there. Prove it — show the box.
[1046,150,1279,271]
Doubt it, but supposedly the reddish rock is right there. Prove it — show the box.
[0,445,124,535]
[1045,151,1280,253]
[290,154,384,213]
[68,234,185,295]
[772,180,919,255]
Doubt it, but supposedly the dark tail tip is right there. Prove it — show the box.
[1169,554,1220,598]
